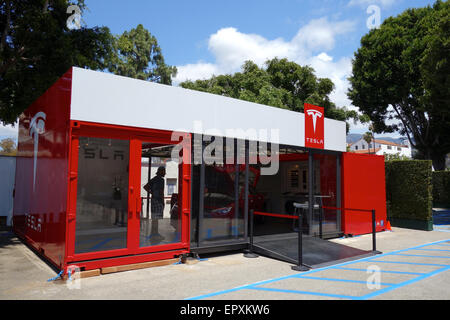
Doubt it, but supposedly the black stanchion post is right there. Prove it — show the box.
[292,205,309,272]
[372,209,376,251]
[319,206,323,239]
[244,209,258,258]
[371,209,381,254]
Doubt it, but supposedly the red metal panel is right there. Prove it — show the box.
[66,134,79,263]
[13,68,73,269]
[304,104,324,149]
[341,152,387,235]
[128,138,141,253]
[181,133,191,247]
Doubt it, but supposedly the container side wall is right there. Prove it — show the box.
[13,69,72,269]
[341,153,387,235]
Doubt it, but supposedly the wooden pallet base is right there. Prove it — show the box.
[100,258,179,274]
[60,258,179,281]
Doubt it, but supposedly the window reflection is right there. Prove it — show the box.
[140,143,181,247]
[75,137,129,254]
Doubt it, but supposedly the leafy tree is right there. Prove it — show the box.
[0,137,16,155]
[348,0,450,170]
[384,153,410,162]
[0,0,114,125]
[108,24,177,85]
[0,3,177,125]
[181,58,358,132]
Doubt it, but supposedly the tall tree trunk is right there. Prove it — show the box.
[431,154,446,171]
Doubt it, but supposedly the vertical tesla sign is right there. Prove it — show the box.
[304,103,324,149]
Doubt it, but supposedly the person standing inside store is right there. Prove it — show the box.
[144,166,166,242]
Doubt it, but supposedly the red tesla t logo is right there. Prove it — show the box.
[304,103,324,149]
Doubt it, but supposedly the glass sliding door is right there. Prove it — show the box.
[311,153,342,237]
[74,137,130,254]
[191,136,247,247]
[139,142,182,247]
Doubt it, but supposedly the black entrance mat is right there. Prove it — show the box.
[253,234,377,268]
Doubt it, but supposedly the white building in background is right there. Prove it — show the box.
[349,138,412,158]
[0,155,16,227]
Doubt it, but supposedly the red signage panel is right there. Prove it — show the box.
[304,103,324,149]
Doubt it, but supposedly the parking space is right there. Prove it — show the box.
[1,227,450,300]
[187,239,450,300]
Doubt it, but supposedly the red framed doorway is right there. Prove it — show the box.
[66,121,191,266]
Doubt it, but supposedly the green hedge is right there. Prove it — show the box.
[385,160,433,230]
[432,171,450,207]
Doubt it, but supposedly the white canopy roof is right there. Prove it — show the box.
[70,67,346,152]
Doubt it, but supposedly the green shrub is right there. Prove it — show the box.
[385,160,433,222]
[432,171,450,207]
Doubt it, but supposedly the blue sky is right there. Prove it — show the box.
[0,0,438,141]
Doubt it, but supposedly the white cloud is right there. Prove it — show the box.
[347,0,396,9]
[173,17,357,110]
[0,122,19,140]
[317,52,333,62]
[291,17,355,52]
[309,55,354,109]
[208,27,296,72]
[175,62,220,83]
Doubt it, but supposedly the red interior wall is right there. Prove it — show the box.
[341,152,387,235]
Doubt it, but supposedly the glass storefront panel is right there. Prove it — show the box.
[190,137,342,248]
[311,153,341,237]
[201,163,242,243]
[75,137,129,254]
[139,143,182,247]
[191,136,246,247]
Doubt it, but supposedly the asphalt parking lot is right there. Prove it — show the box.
[1,224,449,301]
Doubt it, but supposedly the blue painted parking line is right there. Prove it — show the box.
[293,275,396,286]
[434,228,450,233]
[359,265,450,300]
[391,253,450,259]
[185,286,252,300]
[414,248,450,252]
[185,274,299,300]
[367,260,450,267]
[248,286,361,300]
[185,239,450,300]
[334,267,426,275]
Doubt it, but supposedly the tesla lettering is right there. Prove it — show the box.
[29,112,46,192]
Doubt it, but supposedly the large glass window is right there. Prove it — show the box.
[139,143,181,247]
[191,136,246,247]
[75,137,129,254]
[201,137,245,244]
[312,153,341,237]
